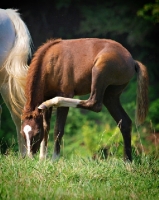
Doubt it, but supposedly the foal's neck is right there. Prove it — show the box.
[25,60,46,113]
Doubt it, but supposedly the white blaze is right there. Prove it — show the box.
[23,125,32,155]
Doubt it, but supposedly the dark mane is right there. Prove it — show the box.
[22,108,43,120]
[33,38,62,62]
[22,38,62,119]
[29,38,62,75]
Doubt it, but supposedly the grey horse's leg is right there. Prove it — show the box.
[0,85,26,157]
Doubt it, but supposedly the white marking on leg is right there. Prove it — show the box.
[23,125,32,156]
[38,97,81,109]
[58,97,81,107]
[39,139,47,160]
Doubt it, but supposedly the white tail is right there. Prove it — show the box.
[3,9,32,116]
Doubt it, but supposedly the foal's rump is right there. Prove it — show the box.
[93,49,135,85]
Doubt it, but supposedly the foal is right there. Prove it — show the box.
[21,38,149,161]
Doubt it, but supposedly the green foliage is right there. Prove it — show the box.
[137,0,159,24]
[148,98,159,131]
[78,2,152,48]
[81,123,124,158]
[48,102,157,160]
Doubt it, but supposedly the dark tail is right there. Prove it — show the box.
[135,60,149,125]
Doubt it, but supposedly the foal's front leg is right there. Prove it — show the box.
[39,139,47,160]
[53,107,69,160]
[39,108,52,160]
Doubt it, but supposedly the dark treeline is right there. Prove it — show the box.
[0,0,159,153]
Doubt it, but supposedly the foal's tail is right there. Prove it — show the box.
[135,60,149,126]
[4,9,33,117]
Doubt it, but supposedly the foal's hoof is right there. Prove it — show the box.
[52,153,60,162]
[38,104,47,110]
[39,156,46,161]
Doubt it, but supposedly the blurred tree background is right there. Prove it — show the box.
[0,0,159,157]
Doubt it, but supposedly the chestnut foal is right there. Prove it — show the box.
[21,38,148,161]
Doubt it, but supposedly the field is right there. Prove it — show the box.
[0,152,159,200]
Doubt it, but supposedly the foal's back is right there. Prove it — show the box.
[31,38,135,97]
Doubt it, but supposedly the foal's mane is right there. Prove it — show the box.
[22,38,62,119]
[29,38,62,73]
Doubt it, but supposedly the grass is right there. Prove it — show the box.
[0,152,159,200]
[1,117,159,200]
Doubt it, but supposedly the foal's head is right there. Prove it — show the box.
[21,111,44,156]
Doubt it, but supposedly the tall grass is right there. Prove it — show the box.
[0,151,159,200]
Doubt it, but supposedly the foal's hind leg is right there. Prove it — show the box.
[103,85,132,161]
[53,107,69,160]
[38,56,109,111]
[77,65,109,112]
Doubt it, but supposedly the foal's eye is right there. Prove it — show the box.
[36,130,41,137]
